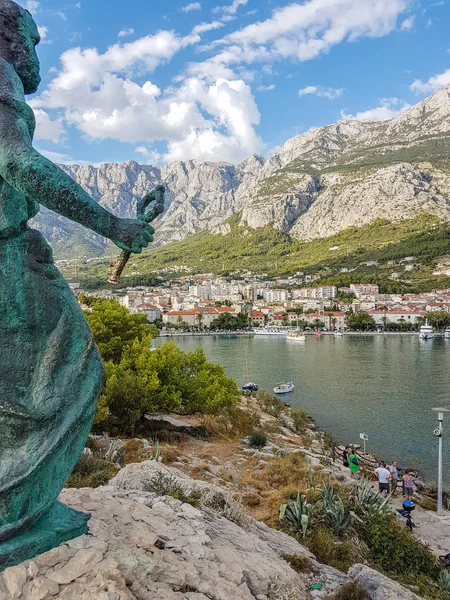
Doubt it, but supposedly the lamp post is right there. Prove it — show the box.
[432,407,450,516]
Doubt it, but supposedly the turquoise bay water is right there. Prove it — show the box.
[173,334,450,485]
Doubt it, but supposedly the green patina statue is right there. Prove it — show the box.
[0,0,158,570]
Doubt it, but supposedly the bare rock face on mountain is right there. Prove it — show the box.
[31,84,450,258]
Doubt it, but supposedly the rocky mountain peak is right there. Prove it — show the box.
[32,84,450,259]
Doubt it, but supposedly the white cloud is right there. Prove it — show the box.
[38,25,48,40]
[135,147,163,165]
[25,0,39,13]
[32,108,66,142]
[299,85,343,99]
[340,98,411,121]
[256,84,275,91]
[191,21,225,35]
[118,28,134,38]
[400,15,415,30]
[39,149,75,164]
[182,2,201,12]
[213,0,248,15]
[410,68,450,94]
[221,0,410,64]
[33,28,263,164]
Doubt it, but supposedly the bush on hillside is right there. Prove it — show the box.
[66,454,117,489]
[333,582,369,600]
[258,391,286,418]
[291,408,309,433]
[247,431,268,448]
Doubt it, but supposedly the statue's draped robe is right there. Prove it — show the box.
[0,59,104,542]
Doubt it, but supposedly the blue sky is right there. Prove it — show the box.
[20,0,450,166]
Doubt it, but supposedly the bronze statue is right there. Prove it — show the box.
[0,0,160,569]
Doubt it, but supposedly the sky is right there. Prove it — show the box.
[18,0,450,166]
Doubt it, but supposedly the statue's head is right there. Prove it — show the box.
[0,0,40,94]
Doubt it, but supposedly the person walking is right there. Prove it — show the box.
[389,460,399,497]
[343,445,351,469]
[349,447,360,479]
[375,462,391,495]
[403,469,416,500]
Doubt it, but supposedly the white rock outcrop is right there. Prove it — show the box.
[0,462,426,599]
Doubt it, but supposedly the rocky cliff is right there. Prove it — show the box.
[31,85,450,258]
[0,461,425,600]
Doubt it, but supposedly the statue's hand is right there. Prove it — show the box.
[111,219,155,254]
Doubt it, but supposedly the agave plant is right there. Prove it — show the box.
[147,440,163,462]
[280,492,312,537]
[325,496,362,536]
[349,478,391,514]
[307,467,321,491]
[440,570,450,593]
[320,480,336,510]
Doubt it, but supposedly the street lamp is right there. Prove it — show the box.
[432,407,450,516]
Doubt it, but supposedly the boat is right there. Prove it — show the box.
[335,331,344,337]
[253,327,286,336]
[315,331,322,338]
[242,382,259,392]
[419,321,434,341]
[445,327,450,339]
[286,330,306,342]
[273,381,294,394]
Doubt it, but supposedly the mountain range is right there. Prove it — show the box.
[32,84,450,259]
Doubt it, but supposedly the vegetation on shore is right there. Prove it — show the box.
[80,298,239,434]
[61,214,450,293]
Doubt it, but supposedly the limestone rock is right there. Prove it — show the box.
[349,564,424,600]
[2,566,26,599]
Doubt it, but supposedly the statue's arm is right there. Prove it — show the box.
[0,104,153,252]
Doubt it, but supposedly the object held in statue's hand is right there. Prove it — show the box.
[108,185,165,284]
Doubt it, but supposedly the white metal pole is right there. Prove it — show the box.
[438,414,443,517]
[363,438,366,458]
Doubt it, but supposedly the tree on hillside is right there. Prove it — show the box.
[84,299,158,363]
[97,341,238,434]
[347,312,377,331]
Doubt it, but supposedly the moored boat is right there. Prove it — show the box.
[273,381,294,394]
[242,382,259,392]
[419,321,434,341]
[445,327,450,339]
[286,330,306,342]
[253,327,286,336]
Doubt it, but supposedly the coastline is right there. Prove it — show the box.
[160,330,428,337]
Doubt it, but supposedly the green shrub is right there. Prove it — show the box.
[418,496,438,512]
[306,527,356,573]
[258,391,286,417]
[363,511,439,581]
[247,431,268,448]
[291,408,309,433]
[333,582,369,600]
[66,454,117,488]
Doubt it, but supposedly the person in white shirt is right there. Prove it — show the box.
[374,462,391,495]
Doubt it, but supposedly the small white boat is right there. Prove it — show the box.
[419,321,434,341]
[286,330,306,342]
[444,327,450,339]
[274,381,294,394]
[334,331,343,337]
[253,327,286,336]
